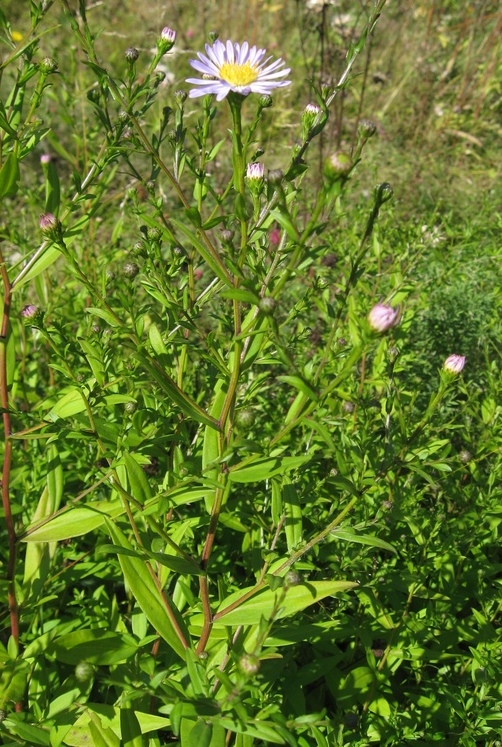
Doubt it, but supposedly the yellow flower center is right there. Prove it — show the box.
[219,62,259,87]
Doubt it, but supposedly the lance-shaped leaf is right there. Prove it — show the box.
[105,519,190,660]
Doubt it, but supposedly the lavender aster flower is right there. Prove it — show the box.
[187,40,291,101]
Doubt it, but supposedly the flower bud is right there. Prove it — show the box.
[40,153,52,165]
[147,226,162,242]
[125,47,139,63]
[324,151,351,181]
[125,401,137,414]
[174,89,187,106]
[40,57,58,74]
[368,303,400,333]
[269,227,281,247]
[123,261,139,278]
[259,94,273,108]
[239,654,260,676]
[459,449,472,464]
[285,569,302,586]
[373,182,393,205]
[246,162,264,195]
[39,212,63,241]
[74,661,95,683]
[157,26,176,54]
[235,408,256,428]
[220,229,235,244]
[208,31,219,43]
[443,354,466,374]
[259,296,277,315]
[21,304,44,327]
[302,102,324,140]
[342,400,355,413]
[358,118,377,139]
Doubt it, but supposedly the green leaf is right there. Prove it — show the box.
[228,455,311,484]
[278,375,318,402]
[85,307,122,327]
[331,528,397,554]
[122,451,152,504]
[46,388,87,420]
[120,708,143,747]
[135,349,220,431]
[105,519,190,660]
[1,717,50,746]
[48,630,138,665]
[78,338,105,386]
[214,580,356,626]
[23,501,124,542]
[0,152,20,198]
[284,481,302,551]
[171,217,233,287]
[182,719,214,747]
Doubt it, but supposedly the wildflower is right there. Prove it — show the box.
[269,227,281,246]
[187,40,291,101]
[443,354,466,374]
[39,57,58,74]
[324,151,351,181]
[368,303,400,333]
[40,153,52,165]
[39,212,62,241]
[302,102,322,140]
[125,47,139,63]
[358,118,377,139]
[246,162,264,195]
[21,304,44,327]
[157,27,176,55]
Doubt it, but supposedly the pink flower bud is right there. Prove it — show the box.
[368,303,400,333]
[443,354,466,374]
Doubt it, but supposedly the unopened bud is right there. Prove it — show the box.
[239,654,260,676]
[374,182,393,205]
[208,31,219,43]
[358,118,377,139]
[285,570,302,586]
[368,303,400,333]
[246,162,264,195]
[21,304,44,327]
[40,57,58,74]
[124,262,139,278]
[443,354,466,375]
[39,212,62,241]
[324,151,351,181]
[220,229,234,244]
[259,94,273,108]
[459,449,472,464]
[259,296,277,315]
[235,409,255,428]
[157,26,176,54]
[174,89,187,106]
[125,47,139,63]
[74,662,95,683]
[302,102,325,140]
[147,226,162,241]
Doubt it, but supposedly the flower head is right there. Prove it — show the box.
[368,303,400,333]
[157,26,176,55]
[443,354,466,374]
[187,40,291,101]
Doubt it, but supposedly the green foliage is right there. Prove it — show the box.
[1,2,501,747]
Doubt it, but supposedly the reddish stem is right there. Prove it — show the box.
[0,257,21,710]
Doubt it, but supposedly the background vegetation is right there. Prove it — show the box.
[1,1,501,746]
